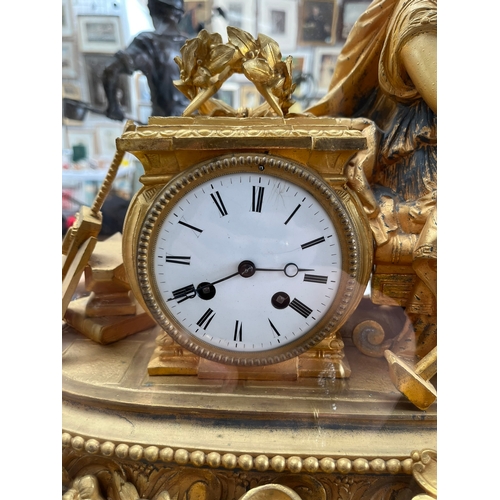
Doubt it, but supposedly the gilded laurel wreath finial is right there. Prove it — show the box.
[173,27,296,117]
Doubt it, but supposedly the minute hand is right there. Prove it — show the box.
[255,263,314,278]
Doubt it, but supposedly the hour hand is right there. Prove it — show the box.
[168,282,217,303]
[168,284,197,303]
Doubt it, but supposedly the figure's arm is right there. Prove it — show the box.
[400,31,437,114]
[102,56,129,121]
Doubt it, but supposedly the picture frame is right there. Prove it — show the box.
[96,125,123,157]
[288,50,312,80]
[298,0,338,46]
[62,0,74,37]
[257,0,298,53]
[78,15,123,53]
[240,84,263,110]
[313,46,340,93]
[66,129,96,160]
[62,82,83,126]
[211,0,257,36]
[62,82,82,101]
[337,0,371,42]
[179,1,213,38]
[62,42,78,78]
[84,54,131,113]
[71,0,122,16]
[214,82,240,110]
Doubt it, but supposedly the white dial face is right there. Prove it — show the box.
[149,170,343,355]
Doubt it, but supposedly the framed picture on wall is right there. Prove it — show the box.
[66,129,96,159]
[62,42,78,78]
[62,82,83,126]
[179,1,212,38]
[210,0,256,36]
[337,0,371,42]
[84,54,131,113]
[257,0,298,53]
[71,0,122,15]
[214,82,240,109]
[78,15,123,53]
[298,0,338,46]
[313,46,340,93]
[240,84,263,110]
[62,0,74,37]
[62,82,82,101]
[96,125,123,156]
[288,51,312,79]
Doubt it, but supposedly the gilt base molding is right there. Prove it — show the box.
[62,324,436,499]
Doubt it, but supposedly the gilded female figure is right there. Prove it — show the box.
[307,0,437,359]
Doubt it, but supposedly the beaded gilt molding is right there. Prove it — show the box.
[62,432,418,475]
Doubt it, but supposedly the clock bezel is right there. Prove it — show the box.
[136,153,368,366]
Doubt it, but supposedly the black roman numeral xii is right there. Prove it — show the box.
[252,186,264,212]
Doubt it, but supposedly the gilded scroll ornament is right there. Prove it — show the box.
[63,474,105,500]
[412,450,437,499]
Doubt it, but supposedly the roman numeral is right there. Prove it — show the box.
[303,274,328,284]
[196,308,216,330]
[168,284,196,303]
[289,298,312,318]
[284,204,301,225]
[301,236,325,250]
[211,191,228,216]
[165,255,191,265]
[233,320,243,342]
[268,319,281,338]
[252,186,264,212]
[178,220,203,233]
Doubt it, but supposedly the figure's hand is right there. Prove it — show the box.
[105,105,125,121]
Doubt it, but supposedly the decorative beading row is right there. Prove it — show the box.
[62,432,417,476]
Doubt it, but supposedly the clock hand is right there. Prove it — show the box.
[194,271,240,301]
[168,261,256,303]
[255,262,314,277]
[168,261,313,303]
[196,260,258,299]
[210,271,240,285]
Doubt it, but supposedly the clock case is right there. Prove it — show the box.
[119,115,374,377]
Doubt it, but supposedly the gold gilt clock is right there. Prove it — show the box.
[62,28,436,500]
[115,29,374,378]
[123,145,373,375]
[134,156,366,365]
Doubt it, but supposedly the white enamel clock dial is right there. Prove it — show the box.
[137,154,364,365]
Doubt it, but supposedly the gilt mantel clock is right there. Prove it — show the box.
[119,114,373,377]
[62,28,436,500]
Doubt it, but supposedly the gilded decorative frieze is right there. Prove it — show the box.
[63,445,431,500]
